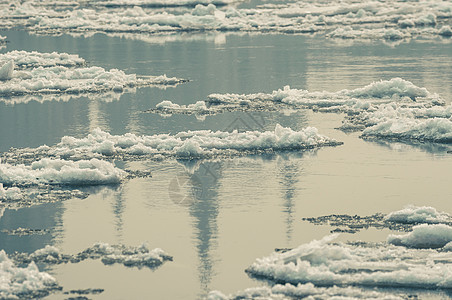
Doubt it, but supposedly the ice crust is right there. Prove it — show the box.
[0,50,85,69]
[1,1,451,41]
[0,183,22,201]
[246,234,452,290]
[209,282,404,300]
[0,250,59,299]
[2,125,342,162]
[0,158,126,186]
[385,205,452,224]
[388,224,452,249]
[11,242,172,269]
[0,54,186,97]
[198,78,452,144]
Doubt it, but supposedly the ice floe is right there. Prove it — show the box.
[388,224,452,249]
[1,0,451,41]
[209,282,404,300]
[0,56,186,98]
[303,205,452,234]
[0,250,59,299]
[0,50,85,69]
[361,117,452,143]
[385,205,452,224]
[10,242,172,269]
[0,183,22,201]
[0,158,126,186]
[246,234,452,290]
[1,125,342,162]
[162,78,452,144]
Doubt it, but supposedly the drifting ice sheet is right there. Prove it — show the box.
[11,242,172,269]
[0,50,85,69]
[0,61,186,97]
[388,224,452,249]
[385,205,452,224]
[0,250,58,299]
[0,158,126,186]
[246,234,452,290]
[209,282,404,300]
[2,125,342,161]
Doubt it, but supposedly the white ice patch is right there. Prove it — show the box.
[388,224,452,249]
[385,205,452,224]
[0,64,186,97]
[361,117,452,143]
[7,125,342,161]
[209,282,404,300]
[12,242,173,269]
[0,158,126,186]
[0,250,58,299]
[246,234,452,290]
[0,60,14,81]
[0,50,85,69]
[0,183,22,201]
[2,0,451,40]
[208,78,436,109]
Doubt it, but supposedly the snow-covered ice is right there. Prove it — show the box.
[0,158,126,186]
[246,234,452,290]
[388,224,452,249]
[0,52,187,98]
[385,205,452,224]
[0,50,85,69]
[2,125,342,162]
[10,242,172,269]
[209,282,404,300]
[0,250,59,299]
[0,183,22,201]
[1,1,451,41]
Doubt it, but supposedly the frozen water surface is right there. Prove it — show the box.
[1,7,452,299]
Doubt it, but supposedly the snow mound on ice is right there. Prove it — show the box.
[11,242,172,269]
[0,60,14,81]
[0,64,186,97]
[209,282,404,300]
[0,50,85,69]
[8,125,342,160]
[361,117,452,143]
[0,183,22,201]
[385,205,452,224]
[388,224,452,249]
[0,250,59,299]
[246,234,452,289]
[0,158,126,186]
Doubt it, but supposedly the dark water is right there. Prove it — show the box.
[1,30,452,299]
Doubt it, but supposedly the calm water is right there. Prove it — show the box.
[1,30,452,299]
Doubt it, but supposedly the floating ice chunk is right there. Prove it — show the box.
[246,234,452,289]
[154,100,210,114]
[0,50,85,69]
[439,25,452,36]
[385,205,452,224]
[0,250,59,299]
[0,60,14,81]
[11,242,173,269]
[4,125,342,162]
[0,51,186,98]
[361,117,452,143]
[388,224,452,249]
[0,158,126,186]
[209,282,405,300]
[0,183,22,201]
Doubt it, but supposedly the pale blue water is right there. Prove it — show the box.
[1,29,452,299]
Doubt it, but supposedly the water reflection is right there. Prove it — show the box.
[276,154,302,244]
[0,202,64,254]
